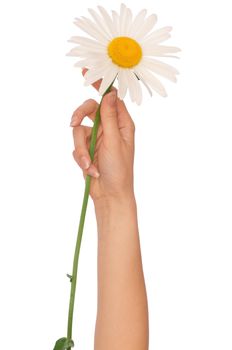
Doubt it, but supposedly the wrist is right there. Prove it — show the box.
[93,192,136,214]
[94,192,137,233]
[93,193,138,236]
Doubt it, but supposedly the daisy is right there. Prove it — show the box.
[67,3,180,105]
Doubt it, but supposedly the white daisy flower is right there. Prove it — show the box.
[67,3,180,105]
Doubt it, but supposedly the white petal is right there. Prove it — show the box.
[68,36,106,52]
[84,70,104,85]
[112,10,120,35]
[134,77,143,105]
[74,57,107,68]
[81,16,111,41]
[84,62,110,86]
[73,53,108,63]
[133,14,157,40]
[99,64,119,95]
[127,70,143,105]
[134,66,167,97]
[123,8,133,36]
[68,36,104,46]
[67,47,104,56]
[74,58,94,68]
[125,70,135,102]
[144,33,171,45]
[119,3,128,35]
[117,68,128,100]
[68,50,108,60]
[141,57,178,82]
[74,18,108,43]
[66,46,89,57]
[143,26,172,44]
[128,9,147,37]
[97,6,117,37]
[137,75,153,97]
[88,8,113,39]
[84,52,108,60]
[143,44,181,56]
[142,57,179,74]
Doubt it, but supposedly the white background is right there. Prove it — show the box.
[0,0,231,349]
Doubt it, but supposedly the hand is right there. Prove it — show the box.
[70,69,135,204]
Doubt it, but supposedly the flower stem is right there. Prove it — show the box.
[67,82,114,347]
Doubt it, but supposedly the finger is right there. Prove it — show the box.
[73,125,92,146]
[70,98,99,127]
[100,90,121,141]
[85,164,100,178]
[82,167,100,181]
[73,126,92,170]
[73,150,100,179]
[72,125,100,178]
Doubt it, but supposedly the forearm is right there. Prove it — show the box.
[93,194,149,350]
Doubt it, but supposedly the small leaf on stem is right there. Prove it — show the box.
[66,273,73,282]
[53,337,74,350]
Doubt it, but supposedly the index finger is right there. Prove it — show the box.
[71,98,99,127]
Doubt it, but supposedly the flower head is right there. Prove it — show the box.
[67,3,180,105]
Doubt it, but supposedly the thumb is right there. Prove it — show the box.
[100,90,121,141]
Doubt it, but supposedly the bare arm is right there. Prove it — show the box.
[93,195,149,349]
[71,69,149,349]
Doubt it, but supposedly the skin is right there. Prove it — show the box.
[70,68,149,350]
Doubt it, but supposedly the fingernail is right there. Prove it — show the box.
[80,156,90,169]
[88,168,100,178]
[108,91,117,106]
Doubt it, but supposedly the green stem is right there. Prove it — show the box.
[67,82,114,347]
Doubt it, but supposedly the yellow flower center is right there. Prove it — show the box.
[107,36,142,68]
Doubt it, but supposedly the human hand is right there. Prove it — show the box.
[70,69,135,204]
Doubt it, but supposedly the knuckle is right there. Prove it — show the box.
[72,125,84,137]
[73,149,89,169]
[129,120,135,132]
[72,150,78,162]
[84,98,98,106]
[72,105,82,116]
[74,148,85,159]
